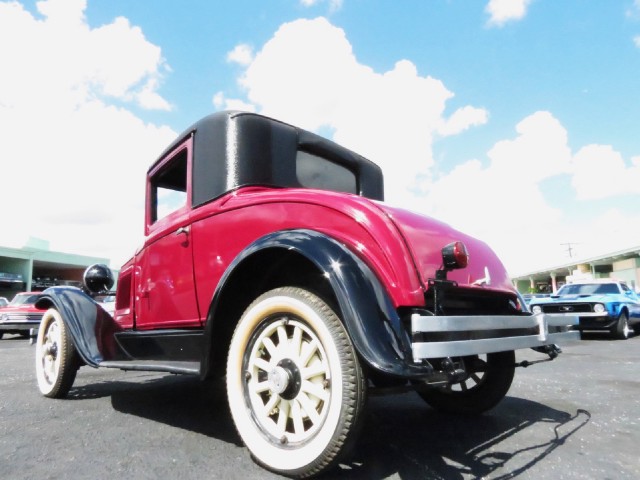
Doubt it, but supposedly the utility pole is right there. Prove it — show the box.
[560,242,578,258]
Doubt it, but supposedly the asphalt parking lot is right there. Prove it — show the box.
[1,333,639,480]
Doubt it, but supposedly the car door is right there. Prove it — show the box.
[134,136,201,329]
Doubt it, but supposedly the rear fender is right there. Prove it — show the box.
[202,229,426,379]
[35,287,123,366]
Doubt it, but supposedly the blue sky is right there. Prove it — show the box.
[1,0,639,275]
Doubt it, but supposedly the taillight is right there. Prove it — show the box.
[442,241,468,270]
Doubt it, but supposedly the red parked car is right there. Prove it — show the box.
[33,111,578,478]
[0,292,46,339]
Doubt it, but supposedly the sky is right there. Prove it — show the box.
[1,0,639,277]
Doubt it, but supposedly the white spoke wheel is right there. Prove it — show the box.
[415,351,515,415]
[227,287,365,478]
[35,308,79,398]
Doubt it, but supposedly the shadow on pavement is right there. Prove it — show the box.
[67,373,241,444]
[334,394,590,480]
[580,331,629,341]
[66,373,590,480]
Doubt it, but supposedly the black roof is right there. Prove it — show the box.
[151,111,384,207]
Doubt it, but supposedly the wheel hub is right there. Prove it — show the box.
[268,366,291,394]
[270,358,302,400]
[45,341,58,358]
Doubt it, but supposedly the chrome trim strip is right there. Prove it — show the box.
[541,312,607,318]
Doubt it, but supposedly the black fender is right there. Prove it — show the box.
[35,287,123,367]
[202,229,428,379]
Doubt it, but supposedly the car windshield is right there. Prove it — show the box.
[558,284,619,295]
[9,294,41,305]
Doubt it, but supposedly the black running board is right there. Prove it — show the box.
[99,360,200,375]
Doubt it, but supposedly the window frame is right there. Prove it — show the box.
[145,136,194,236]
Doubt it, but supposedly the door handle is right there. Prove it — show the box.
[176,226,190,246]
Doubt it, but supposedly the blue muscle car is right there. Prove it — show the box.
[529,281,640,339]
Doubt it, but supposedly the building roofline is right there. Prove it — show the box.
[512,244,640,280]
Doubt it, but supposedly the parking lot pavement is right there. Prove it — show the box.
[1,333,639,479]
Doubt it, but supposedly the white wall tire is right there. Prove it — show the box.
[226,287,365,478]
[35,308,79,398]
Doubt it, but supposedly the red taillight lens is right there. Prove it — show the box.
[442,241,468,270]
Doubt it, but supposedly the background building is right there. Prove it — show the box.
[512,245,640,294]
[0,238,112,300]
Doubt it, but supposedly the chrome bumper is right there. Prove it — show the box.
[411,313,580,360]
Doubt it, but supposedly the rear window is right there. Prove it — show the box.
[296,151,357,194]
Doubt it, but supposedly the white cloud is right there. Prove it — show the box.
[576,209,640,256]
[634,36,640,48]
[571,145,640,200]
[212,91,256,112]
[485,0,532,27]
[535,207,640,271]
[422,111,640,274]
[0,1,171,112]
[300,0,343,11]
[227,43,254,66]
[137,78,172,110]
[233,17,486,206]
[627,0,640,18]
[486,111,572,182]
[437,106,489,136]
[422,111,571,274]
[0,0,175,266]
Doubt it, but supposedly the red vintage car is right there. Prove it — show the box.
[34,111,578,478]
[0,292,46,339]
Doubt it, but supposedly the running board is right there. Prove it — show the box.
[99,360,200,375]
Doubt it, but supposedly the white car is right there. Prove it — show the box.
[96,294,116,315]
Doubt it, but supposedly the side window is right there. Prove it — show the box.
[296,151,357,194]
[150,148,188,223]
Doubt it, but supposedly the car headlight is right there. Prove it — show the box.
[593,303,605,313]
[0,313,6,322]
[531,305,542,314]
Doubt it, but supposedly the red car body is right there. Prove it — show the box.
[114,186,512,332]
[35,111,578,478]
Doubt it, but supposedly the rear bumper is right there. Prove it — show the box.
[411,313,579,359]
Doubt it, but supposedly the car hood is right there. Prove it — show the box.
[535,293,620,304]
[377,204,514,292]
